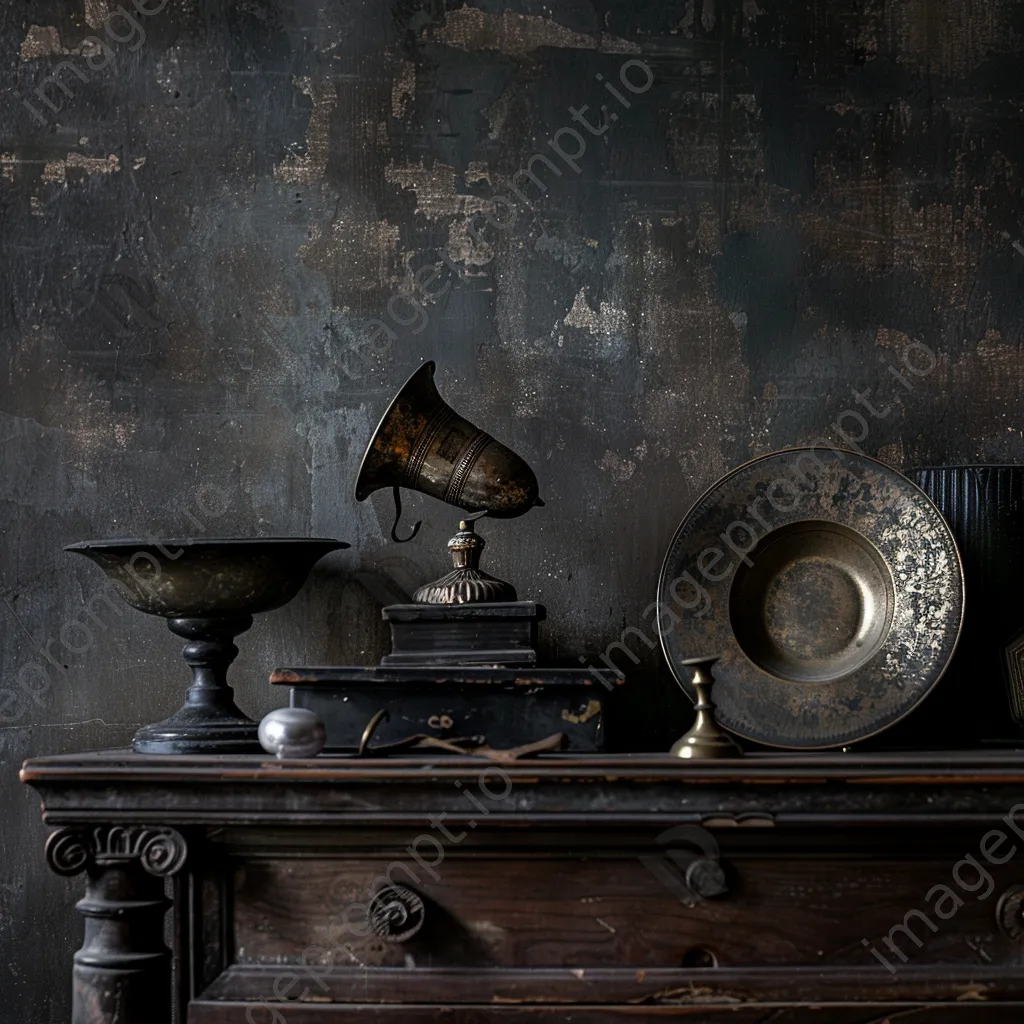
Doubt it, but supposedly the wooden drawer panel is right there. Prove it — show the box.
[232,851,1024,970]
[194,964,1024,1019]
[189,999,1024,1023]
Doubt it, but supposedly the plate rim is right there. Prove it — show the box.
[656,445,966,749]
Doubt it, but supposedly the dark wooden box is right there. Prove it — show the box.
[271,666,619,751]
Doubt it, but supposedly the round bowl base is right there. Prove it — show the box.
[133,707,261,755]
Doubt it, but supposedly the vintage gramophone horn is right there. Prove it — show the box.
[355,361,542,541]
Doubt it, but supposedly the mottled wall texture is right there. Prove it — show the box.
[3,0,1024,1017]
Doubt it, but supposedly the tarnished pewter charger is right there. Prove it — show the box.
[657,448,965,750]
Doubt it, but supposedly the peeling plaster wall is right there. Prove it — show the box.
[4,0,1024,1017]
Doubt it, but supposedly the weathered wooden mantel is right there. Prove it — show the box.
[20,749,1024,1022]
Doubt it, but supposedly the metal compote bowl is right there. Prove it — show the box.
[65,538,349,754]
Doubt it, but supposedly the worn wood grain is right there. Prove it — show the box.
[21,751,1024,1022]
[231,852,1024,968]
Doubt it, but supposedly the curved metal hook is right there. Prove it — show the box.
[390,486,422,543]
[358,709,390,756]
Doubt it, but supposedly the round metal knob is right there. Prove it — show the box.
[997,885,1024,941]
[368,884,425,943]
[684,858,728,900]
[258,708,326,758]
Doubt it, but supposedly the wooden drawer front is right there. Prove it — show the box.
[232,852,1024,970]
[189,999,1024,1023]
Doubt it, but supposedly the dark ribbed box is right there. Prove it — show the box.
[912,465,1024,743]
[380,601,543,667]
[270,666,620,752]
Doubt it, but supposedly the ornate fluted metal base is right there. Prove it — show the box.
[413,567,517,604]
[413,519,517,604]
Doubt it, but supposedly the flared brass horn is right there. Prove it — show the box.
[355,361,542,521]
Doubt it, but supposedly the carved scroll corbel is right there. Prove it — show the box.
[45,825,188,877]
[44,826,188,1024]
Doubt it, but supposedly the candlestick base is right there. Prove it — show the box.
[670,657,743,759]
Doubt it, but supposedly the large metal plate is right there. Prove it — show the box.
[657,448,964,749]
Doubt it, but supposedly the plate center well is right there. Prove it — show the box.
[729,520,895,683]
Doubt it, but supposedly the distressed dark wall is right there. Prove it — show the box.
[4,0,1024,1018]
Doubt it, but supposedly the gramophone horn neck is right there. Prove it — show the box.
[389,486,422,544]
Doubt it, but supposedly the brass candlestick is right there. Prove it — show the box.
[670,657,743,759]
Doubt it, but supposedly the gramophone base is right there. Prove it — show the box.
[132,703,261,754]
[381,601,544,667]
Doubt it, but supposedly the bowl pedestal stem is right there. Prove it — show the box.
[133,616,262,754]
